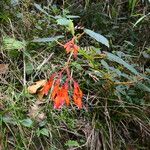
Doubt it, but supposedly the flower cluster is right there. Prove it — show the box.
[39,72,83,109]
[37,37,83,109]
[64,37,79,58]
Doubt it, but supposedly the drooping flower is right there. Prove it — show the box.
[53,88,65,109]
[73,81,83,109]
[62,82,70,106]
[64,37,79,58]
[39,74,55,97]
[52,81,70,109]
[51,79,61,100]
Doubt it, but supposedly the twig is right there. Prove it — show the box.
[55,40,64,47]
[77,32,85,40]
[36,53,54,70]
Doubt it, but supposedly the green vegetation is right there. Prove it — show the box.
[0,0,150,149]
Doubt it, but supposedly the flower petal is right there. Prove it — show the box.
[51,79,60,100]
[41,74,55,95]
[73,81,83,109]
[54,96,64,109]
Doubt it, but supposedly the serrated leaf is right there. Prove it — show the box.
[32,36,64,42]
[106,52,139,75]
[56,18,70,25]
[65,140,79,147]
[20,118,33,127]
[84,28,109,47]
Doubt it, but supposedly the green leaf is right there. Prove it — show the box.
[56,18,70,26]
[3,37,26,50]
[71,62,83,70]
[2,116,17,125]
[56,17,75,35]
[39,128,49,137]
[146,68,150,73]
[32,36,64,42]
[106,52,139,75]
[101,60,110,71]
[133,12,150,27]
[137,83,150,93]
[65,140,79,148]
[66,15,80,18]
[67,20,75,35]
[133,15,146,27]
[26,62,34,75]
[34,3,48,15]
[20,118,33,127]
[84,28,109,47]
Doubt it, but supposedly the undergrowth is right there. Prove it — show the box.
[0,0,150,150]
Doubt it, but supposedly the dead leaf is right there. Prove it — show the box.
[28,80,47,94]
[0,64,9,74]
[37,88,45,100]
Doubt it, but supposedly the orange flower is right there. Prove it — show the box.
[53,82,70,109]
[64,37,79,58]
[51,79,60,100]
[62,82,70,106]
[40,74,55,96]
[73,81,83,109]
[53,89,65,109]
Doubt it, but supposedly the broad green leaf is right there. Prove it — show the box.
[56,17,75,35]
[106,52,139,75]
[3,37,26,50]
[65,140,79,147]
[67,20,75,35]
[2,116,17,125]
[20,118,33,127]
[84,28,109,47]
[56,18,70,25]
[32,36,64,42]
[40,128,49,137]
